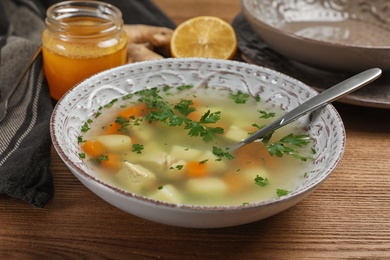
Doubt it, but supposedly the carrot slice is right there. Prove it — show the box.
[81,140,106,158]
[232,141,277,170]
[223,173,245,193]
[100,153,122,172]
[117,103,148,119]
[187,161,207,178]
[103,121,122,135]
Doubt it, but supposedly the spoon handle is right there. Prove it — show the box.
[240,68,382,146]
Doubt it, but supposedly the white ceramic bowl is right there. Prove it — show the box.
[50,58,345,228]
[241,0,390,72]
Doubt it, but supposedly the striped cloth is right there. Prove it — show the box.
[0,0,53,208]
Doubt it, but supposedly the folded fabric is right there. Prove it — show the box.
[0,0,175,208]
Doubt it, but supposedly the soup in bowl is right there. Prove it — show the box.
[50,58,345,228]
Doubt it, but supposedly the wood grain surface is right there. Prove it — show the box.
[1,0,390,259]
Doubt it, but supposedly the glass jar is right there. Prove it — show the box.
[42,1,127,100]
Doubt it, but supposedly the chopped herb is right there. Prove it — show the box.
[131,87,225,142]
[267,134,311,161]
[115,116,130,133]
[199,110,221,124]
[81,122,90,133]
[276,189,289,197]
[100,155,109,161]
[258,110,275,119]
[173,99,196,116]
[104,98,118,108]
[158,185,164,190]
[212,146,235,160]
[77,136,85,143]
[185,120,224,143]
[255,96,261,102]
[177,85,193,91]
[243,202,250,206]
[162,85,172,92]
[311,148,317,154]
[79,153,86,159]
[254,175,269,187]
[95,111,102,118]
[304,172,309,178]
[132,144,144,154]
[199,159,209,164]
[175,165,184,170]
[231,91,250,104]
[122,93,134,100]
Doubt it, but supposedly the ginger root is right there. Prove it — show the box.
[127,43,163,63]
[124,24,173,63]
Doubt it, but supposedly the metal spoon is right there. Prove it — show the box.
[231,67,382,151]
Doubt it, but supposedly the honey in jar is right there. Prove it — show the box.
[42,1,127,100]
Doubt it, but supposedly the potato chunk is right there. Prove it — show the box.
[95,134,132,153]
[186,177,228,197]
[170,145,203,161]
[224,125,249,142]
[149,184,183,204]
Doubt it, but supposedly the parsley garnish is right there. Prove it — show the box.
[254,175,269,187]
[258,110,275,119]
[81,122,90,133]
[212,146,235,161]
[162,85,172,92]
[79,153,86,159]
[95,111,102,118]
[104,98,118,108]
[132,87,226,142]
[267,134,311,161]
[115,116,132,133]
[231,91,250,104]
[100,155,109,161]
[122,93,134,100]
[77,136,85,143]
[132,144,144,154]
[276,189,289,197]
[199,159,209,164]
[185,120,224,143]
[177,85,193,91]
[175,165,184,170]
[173,99,196,116]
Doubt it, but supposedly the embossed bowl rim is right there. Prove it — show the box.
[51,58,345,214]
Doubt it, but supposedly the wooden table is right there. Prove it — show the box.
[2,1,390,258]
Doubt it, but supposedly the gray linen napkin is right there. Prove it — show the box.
[0,0,53,208]
[0,0,175,208]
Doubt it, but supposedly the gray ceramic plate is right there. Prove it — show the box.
[233,13,390,109]
[241,0,390,73]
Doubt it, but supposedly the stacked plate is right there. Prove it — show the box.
[238,0,390,108]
